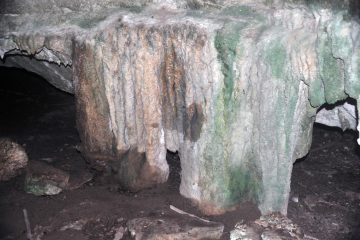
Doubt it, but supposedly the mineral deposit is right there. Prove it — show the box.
[1,0,359,215]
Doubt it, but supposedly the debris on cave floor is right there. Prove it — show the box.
[230,212,306,240]
[127,214,224,240]
[24,160,93,196]
[24,200,224,240]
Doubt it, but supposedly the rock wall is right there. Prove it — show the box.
[0,55,73,93]
[1,0,359,215]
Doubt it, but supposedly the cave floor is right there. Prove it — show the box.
[288,124,360,240]
[0,67,359,240]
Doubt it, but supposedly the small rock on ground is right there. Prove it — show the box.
[24,160,69,196]
[127,216,224,240]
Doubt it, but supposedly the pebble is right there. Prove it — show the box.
[261,230,282,240]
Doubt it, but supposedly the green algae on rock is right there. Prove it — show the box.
[24,161,69,196]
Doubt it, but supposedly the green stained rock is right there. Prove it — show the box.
[227,163,262,205]
[25,180,63,196]
[309,77,326,107]
[215,22,244,112]
[24,161,69,196]
[220,5,265,21]
[265,40,287,79]
[220,5,254,17]
[317,32,346,104]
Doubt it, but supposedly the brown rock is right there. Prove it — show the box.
[25,161,70,196]
[0,138,28,181]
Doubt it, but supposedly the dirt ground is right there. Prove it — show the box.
[288,124,360,240]
[0,67,359,240]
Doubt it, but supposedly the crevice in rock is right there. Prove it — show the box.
[166,150,181,191]
[349,0,360,19]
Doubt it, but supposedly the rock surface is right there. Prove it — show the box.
[0,138,28,181]
[1,0,360,215]
[25,161,70,196]
[230,213,304,240]
[0,55,73,93]
[127,216,224,240]
[316,100,357,131]
[24,160,93,195]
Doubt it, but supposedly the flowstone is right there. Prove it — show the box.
[1,0,359,215]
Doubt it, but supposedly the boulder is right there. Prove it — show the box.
[0,138,28,181]
[25,161,70,196]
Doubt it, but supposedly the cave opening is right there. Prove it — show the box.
[0,65,89,180]
[288,99,360,240]
[0,66,91,238]
[0,66,80,162]
[166,150,181,192]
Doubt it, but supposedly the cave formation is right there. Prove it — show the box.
[1,0,359,217]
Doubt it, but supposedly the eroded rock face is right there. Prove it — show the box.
[1,0,359,215]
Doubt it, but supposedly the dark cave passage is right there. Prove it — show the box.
[0,66,89,239]
[166,150,182,192]
[0,66,80,161]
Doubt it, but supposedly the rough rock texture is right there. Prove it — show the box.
[0,138,28,181]
[316,100,357,130]
[0,55,73,93]
[230,213,304,240]
[1,0,360,215]
[25,161,70,196]
[127,216,224,240]
[23,160,93,196]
